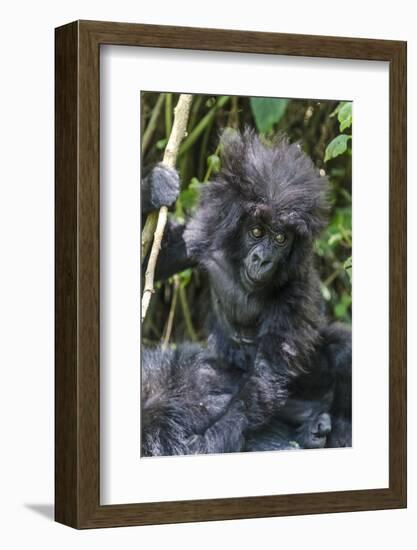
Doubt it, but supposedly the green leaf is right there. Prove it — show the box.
[178,268,193,288]
[324,134,351,162]
[178,178,203,212]
[338,102,352,132]
[250,97,289,134]
[332,207,352,232]
[334,293,352,321]
[329,104,341,118]
[156,138,168,150]
[179,189,198,211]
[207,154,221,173]
[328,233,342,247]
[189,177,203,192]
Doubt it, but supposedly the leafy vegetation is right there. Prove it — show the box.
[250,97,289,133]
[141,93,352,344]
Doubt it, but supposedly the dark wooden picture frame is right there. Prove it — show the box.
[55,20,407,529]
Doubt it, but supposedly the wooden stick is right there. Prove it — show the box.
[141,94,193,322]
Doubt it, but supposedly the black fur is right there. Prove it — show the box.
[141,163,180,216]
[245,392,333,452]
[183,129,329,423]
[141,164,193,278]
[246,323,352,451]
[141,344,248,456]
[141,128,351,455]
[322,323,352,447]
[141,325,352,456]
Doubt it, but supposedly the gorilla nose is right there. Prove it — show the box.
[317,413,331,435]
[251,251,273,270]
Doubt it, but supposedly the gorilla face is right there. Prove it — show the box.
[244,395,334,453]
[296,410,332,448]
[241,219,295,290]
[278,390,334,449]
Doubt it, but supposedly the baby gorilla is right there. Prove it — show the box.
[141,129,351,455]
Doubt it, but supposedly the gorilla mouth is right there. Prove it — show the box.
[243,267,270,287]
[245,270,260,284]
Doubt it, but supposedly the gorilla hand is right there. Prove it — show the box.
[146,163,180,210]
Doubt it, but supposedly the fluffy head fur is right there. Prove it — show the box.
[185,127,329,261]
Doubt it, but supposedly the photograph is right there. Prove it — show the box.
[0,0,412,543]
[53,19,405,528]
[140,92,353,457]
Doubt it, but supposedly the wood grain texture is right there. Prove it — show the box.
[55,20,407,529]
[55,21,79,527]
[388,41,407,505]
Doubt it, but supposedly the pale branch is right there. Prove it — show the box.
[179,95,229,156]
[165,93,172,136]
[162,94,193,169]
[141,94,193,322]
[141,93,193,260]
[141,210,158,260]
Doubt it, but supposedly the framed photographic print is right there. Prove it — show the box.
[55,20,406,528]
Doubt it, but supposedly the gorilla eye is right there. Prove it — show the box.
[250,226,264,239]
[275,232,287,245]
